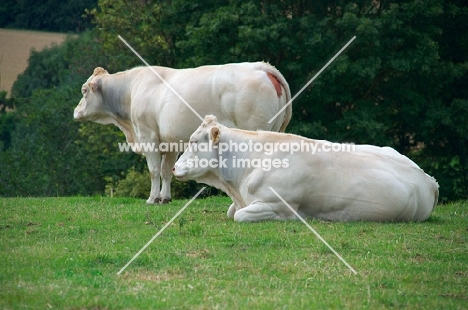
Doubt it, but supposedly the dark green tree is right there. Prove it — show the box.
[0,84,145,197]
[0,0,97,32]
[0,86,95,196]
[0,91,15,151]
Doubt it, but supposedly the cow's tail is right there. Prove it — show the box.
[419,173,439,221]
[431,176,439,211]
[258,62,292,133]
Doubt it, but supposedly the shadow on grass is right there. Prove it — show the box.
[424,215,444,224]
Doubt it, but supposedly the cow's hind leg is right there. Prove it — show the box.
[160,152,178,203]
[234,200,286,222]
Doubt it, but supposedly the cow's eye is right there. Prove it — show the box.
[82,89,87,95]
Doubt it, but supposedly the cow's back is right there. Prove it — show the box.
[131,63,290,143]
[190,62,290,132]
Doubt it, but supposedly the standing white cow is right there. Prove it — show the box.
[74,62,291,203]
[173,115,439,222]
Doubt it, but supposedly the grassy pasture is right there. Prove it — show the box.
[0,196,467,309]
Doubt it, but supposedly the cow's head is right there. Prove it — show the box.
[73,67,111,124]
[173,115,221,181]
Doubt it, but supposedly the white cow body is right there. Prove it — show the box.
[173,116,439,222]
[74,63,291,203]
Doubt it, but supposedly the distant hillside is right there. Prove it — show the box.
[0,29,67,96]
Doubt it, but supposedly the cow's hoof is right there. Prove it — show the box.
[146,197,161,204]
[160,198,172,204]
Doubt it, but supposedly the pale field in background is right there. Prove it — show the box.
[0,29,67,96]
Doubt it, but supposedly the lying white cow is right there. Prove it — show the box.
[74,62,291,203]
[173,115,439,222]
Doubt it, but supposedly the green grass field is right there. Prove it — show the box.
[1,197,467,309]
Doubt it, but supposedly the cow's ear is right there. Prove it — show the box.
[89,79,102,92]
[210,127,220,144]
[93,67,108,76]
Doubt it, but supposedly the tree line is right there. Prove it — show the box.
[0,0,467,202]
[0,0,96,32]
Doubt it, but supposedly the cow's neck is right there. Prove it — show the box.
[102,73,136,144]
[197,173,247,209]
[208,127,259,208]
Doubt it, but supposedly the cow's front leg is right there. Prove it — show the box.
[227,203,236,219]
[145,150,162,204]
[233,200,296,222]
[227,202,244,219]
[160,152,178,203]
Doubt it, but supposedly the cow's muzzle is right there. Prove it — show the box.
[172,166,187,180]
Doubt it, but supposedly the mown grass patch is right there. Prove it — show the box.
[1,197,467,309]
